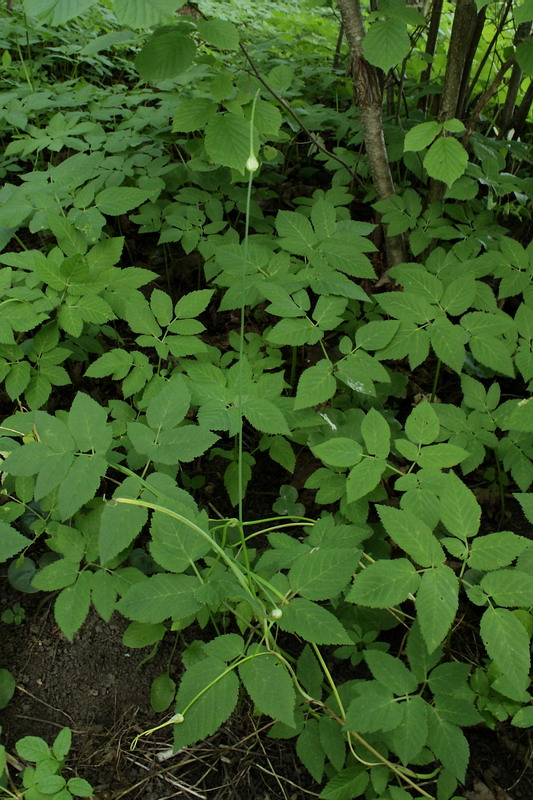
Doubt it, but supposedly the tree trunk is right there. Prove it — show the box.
[455,7,486,119]
[500,21,532,134]
[428,0,478,205]
[337,0,406,269]
[513,78,533,139]
[419,0,444,114]
[437,0,478,122]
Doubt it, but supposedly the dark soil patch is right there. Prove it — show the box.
[0,580,318,799]
[2,569,533,800]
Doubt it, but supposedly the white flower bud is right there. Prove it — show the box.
[270,608,283,620]
[246,155,259,172]
[170,713,184,724]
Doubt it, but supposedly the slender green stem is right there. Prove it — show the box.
[114,498,259,606]
[311,644,346,719]
[430,358,441,404]
[236,90,260,580]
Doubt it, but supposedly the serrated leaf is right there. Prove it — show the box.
[470,335,514,377]
[67,392,111,453]
[95,186,151,215]
[268,317,323,346]
[405,401,440,445]
[468,531,530,570]
[345,682,404,733]
[204,634,244,661]
[480,606,530,698]
[23,0,95,25]
[67,777,93,797]
[440,473,480,539]
[173,98,215,132]
[319,766,369,800]
[5,361,31,400]
[364,650,417,695]
[268,436,296,473]
[392,696,428,764]
[311,198,336,241]
[515,491,533,523]
[0,522,31,563]
[289,545,360,601]
[276,210,317,248]
[430,319,467,373]
[173,657,240,749]
[52,727,72,760]
[294,363,336,410]
[511,706,533,728]
[319,715,345,772]
[277,598,352,644]
[118,573,201,623]
[113,0,178,28]
[16,734,50,761]
[416,566,458,653]
[376,291,435,323]
[197,18,239,50]
[423,137,468,187]
[363,18,410,72]
[404,121,441,152]
[154,425,219,463]
[311,437,363,468]
[355,319,400,350]
[147,375,190,431]
[361,409,390,458]
[136,29,196,81]
[205,114,252,171]
[54,572,91,641]
[346,458,386,502]
[85,349,133,379]
[123,621,166,648]
[99,500,148,565]
[480,569,533,607]
[32,558,79,591]
[297,719,325,782]
[239,649,296,727]
[346,559,420,607]
[57,454,107,520]
[149,507,211,573]
[90,570,117,621]
[174,289,214,318]
[417,442,469,469]
[377,505,445,567]
[427,709,469,781]
[243,397,289,435]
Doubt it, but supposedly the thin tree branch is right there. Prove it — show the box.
[239,43,362,187]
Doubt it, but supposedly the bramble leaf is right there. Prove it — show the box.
[239,648,296,727]
[346,559,420,607]
[173,657,240,749]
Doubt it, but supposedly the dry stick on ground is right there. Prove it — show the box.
[337,0,406,269]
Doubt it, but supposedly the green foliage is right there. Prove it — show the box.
[5,726,94,799]
[0,0,532,796]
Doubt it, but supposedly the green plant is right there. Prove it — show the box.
[0,0,532,797]
[0,603,25,625]
[1,728,93,800]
